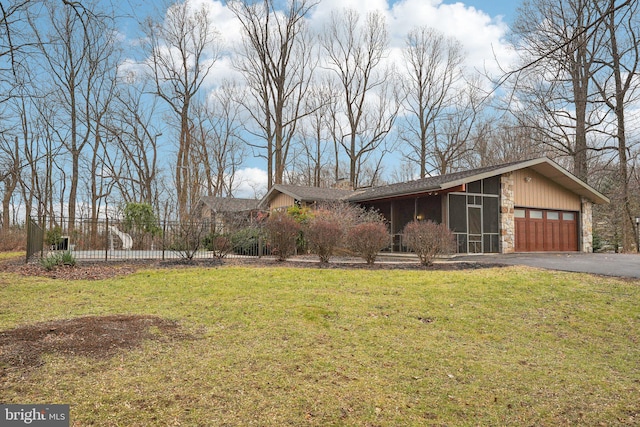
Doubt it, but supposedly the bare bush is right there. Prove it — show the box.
[305,210,344,263]
[346,222,391,264]
[0,227,26,252]
[203,233,233,259]
[168,221,208,260]
[403,220,455,266]
[264,212,300,261]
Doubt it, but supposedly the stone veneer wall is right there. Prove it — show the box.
[500,173,515,253]
[581,197,593,253]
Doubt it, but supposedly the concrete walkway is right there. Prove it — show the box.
[453,253,640,279]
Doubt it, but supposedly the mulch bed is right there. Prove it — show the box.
[0,255,505,281]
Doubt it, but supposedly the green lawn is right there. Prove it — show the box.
[1,264,639,426]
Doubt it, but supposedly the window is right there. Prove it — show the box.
[530,210,543,219]
[547,212,559,220]
[514,209,525,218]
[563,212,575,221]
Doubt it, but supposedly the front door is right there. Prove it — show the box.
[468,206,482,253]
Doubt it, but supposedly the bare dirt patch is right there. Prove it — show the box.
[0,315,188,373]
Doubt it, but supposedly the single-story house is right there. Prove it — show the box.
[259,158,609,254]
[259,184,355,212]
[193,196,261,234]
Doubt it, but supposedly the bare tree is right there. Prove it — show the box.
[430,76,485,174]
[0,0,35,228]
[0,134,20,229]
[192,82,247,198]
[143,0,221,218]
[389,160,418,184]
[106,82,163,208]
[0,0,33,106]
[320,9,401,189]
[293,82,337,187]
[591,0,640,251]
[400,26,465,179]
[29,0,118,229]
[510,0,603,181]
[229,0,318,189]
[472,117,549,168]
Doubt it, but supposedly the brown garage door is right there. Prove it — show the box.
[514,208,578,252]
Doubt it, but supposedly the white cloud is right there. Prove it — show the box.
[308,0,390,31]
[232,167,268,199]
[388,0,514,75]
[205,55,243,87]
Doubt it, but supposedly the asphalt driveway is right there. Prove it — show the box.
[454,253,640,279]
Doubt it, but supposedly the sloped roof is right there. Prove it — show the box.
[200,196,260,212]
[348,157,609,204]
[259,184,354,209]
[258,158,609,208]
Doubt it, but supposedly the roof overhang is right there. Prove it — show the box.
[349,157,609,205]
[438,158,609,204]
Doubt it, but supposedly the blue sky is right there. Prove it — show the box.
[442,0,521,22]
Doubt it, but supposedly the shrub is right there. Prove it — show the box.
[403,220,456,266]
[168,221,207,260]
[45,226,64,249]
[264,212,300,261]
[346,222,391,264]
[0,227,26,251]
[305,210,344,263]
[203,233,233,258]
[287,205,312,252]
[122,202,161,249]
[231,226,264,256]
[40,250,76,271]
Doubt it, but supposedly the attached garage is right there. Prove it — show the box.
[514,208,578,252]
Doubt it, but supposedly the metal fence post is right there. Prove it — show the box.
[25,216,31,264]
[162,220,166,261]
[105,217,109,261]
[40,215,45,260]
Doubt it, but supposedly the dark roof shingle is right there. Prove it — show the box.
[269,184,355,202]
[200,196,260,212]
[347,161,528,201]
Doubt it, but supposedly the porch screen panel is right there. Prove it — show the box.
[482,197,499,233]
[483,176,500,195]
[394,198,415,234]
[417,196,442,223]
[449,195,467,232]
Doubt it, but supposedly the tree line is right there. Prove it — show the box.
[1,0,638,251]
